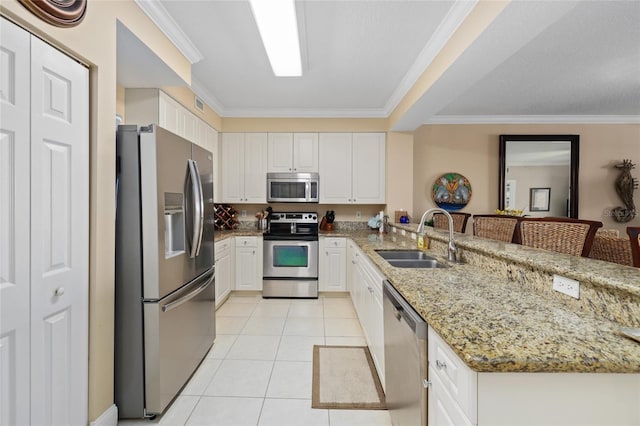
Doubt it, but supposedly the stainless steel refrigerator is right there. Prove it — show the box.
[115,124,215,419]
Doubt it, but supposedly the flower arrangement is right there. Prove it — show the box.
[495,209,525,217]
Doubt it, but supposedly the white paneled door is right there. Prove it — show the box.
[0,17,31,426]
[0,17,89,426]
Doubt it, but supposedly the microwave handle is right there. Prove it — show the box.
[306,182,310,200]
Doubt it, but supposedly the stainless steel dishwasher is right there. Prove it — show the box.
[383,280,428,426]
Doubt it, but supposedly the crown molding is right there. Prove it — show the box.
[383,0,477,116]
[135,0,203,64]
[424,115,640,125]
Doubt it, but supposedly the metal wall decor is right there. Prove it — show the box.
[612,159,638,223]
[18,0,87,27]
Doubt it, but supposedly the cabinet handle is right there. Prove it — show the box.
[351,260,356,264]
[326,251,328,255]
[252,250,255,255]
[436,360,447,370]
[54,287,65,297]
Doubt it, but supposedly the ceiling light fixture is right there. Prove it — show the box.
[249,0,302,77]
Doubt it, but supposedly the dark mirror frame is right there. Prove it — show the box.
[499,134,580,218]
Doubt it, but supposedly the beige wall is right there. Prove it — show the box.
[413,123,640,234]
[386,132,414,219]
[0,1,191,421]
[162,85,223,130]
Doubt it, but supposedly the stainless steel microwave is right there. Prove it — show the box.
[267,172,319,203]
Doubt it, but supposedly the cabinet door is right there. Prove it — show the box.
[221,133,245,203]
[215,247,232,307]
[319,133,352,203]
[183,109,198,143]
[158,91,182,136]
[320,247,347,292]
[30,35,89,426]
[429,368,474,426]
[0,18,31,426]
[267,132,293,172]
[235,246,259,291]
[293,133,318,172]
[243,133,267,203]
[352,133,385,204]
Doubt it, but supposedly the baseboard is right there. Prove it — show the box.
[90,404,118,426]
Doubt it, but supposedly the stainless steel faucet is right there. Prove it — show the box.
[416,208,458,262]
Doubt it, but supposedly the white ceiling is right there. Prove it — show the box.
[118,0,640,131]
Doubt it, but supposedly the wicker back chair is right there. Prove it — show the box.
[588,234,634,266]
[596,228,620,237]
[518,217,602,257]
[472,215,519,243]
[627,227,640,267]
[433,212,471,233]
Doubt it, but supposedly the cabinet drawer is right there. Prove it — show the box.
[235,236,258,247]
[215,238,232,254]
[428,327,477,424]
[323,237,346,248]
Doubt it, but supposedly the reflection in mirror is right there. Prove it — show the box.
[499,135,579,218]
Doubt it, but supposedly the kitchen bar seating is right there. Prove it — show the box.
[433,212,471,233]
[627,226,640,267]
[518,217,603,257]
[472,214,519,243]
[588,232,634,266]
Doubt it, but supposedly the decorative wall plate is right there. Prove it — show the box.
[432,172,472,211]
[18,0,87,28]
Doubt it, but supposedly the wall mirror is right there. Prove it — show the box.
[499,135,579,218]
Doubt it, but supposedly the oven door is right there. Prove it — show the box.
[263,239,318,278]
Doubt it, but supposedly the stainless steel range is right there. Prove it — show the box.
[263,212,319,298]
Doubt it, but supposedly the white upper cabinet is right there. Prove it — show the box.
[319,132,385,204]
[126,88,217,151]
[319,133,353,203]
[352,133,386,204]
[268,132,319,173]
[221,133,267,203]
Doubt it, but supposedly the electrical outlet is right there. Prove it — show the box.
[241,209,247,218]
[355,211,361,219]
[553,275,580,299]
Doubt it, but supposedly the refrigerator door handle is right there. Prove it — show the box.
[161,270,214,313]
[185,159,205,258]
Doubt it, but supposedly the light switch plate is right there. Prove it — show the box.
[553,275,580,299]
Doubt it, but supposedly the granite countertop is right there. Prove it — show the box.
[219,227,640,373]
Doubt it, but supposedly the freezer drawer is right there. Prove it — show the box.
[143,267,215,415]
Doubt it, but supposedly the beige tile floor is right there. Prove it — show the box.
[119,294,391,426]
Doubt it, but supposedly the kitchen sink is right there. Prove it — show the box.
[375,250,448,268]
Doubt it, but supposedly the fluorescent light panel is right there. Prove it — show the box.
[250,0,302,77]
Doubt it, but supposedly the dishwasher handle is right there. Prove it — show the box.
[383,280,428,340]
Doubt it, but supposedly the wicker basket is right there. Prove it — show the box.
[589,234,633,266]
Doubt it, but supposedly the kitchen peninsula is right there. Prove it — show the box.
[217,221,640,425]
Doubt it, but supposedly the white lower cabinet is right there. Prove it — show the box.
[428,326,640,426]
[214,238,234,307]
[348,241,385,389]
[235,236,263,291]
[319,237,347,292]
